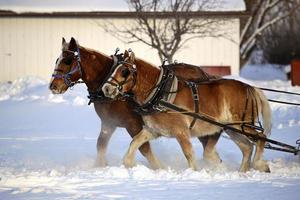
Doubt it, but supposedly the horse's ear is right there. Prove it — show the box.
[62,37,66,45]
[129,52,135,63]
[124,50,129,59]
[69,37,78,50]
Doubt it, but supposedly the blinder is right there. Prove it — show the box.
[121,67,130,78]
[52,48,82,87]
[106,63,137,95]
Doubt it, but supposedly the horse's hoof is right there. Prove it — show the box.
[205,157,222,165]
[123,157,135,168]
[239,164,250,173]
[204,152,222,165]
[192,167,198,171]
[150,160,164,170]
[150,164,162,170]
[253,160,271,173]
[96,158,107,168]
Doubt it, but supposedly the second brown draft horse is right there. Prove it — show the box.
[102,51,272,172]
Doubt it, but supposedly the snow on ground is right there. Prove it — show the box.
[0,65,300,199]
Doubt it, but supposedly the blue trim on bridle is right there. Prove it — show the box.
[52,48,82,87]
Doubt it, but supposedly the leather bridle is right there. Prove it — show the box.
[52,48,83,87]
[106,62,137,97]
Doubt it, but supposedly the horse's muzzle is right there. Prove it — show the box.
[49,81,66,94]
[102,83,119,99]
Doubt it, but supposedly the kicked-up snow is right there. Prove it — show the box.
[0,68,300,199]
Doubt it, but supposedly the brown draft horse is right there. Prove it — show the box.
[49,37,222,169]
[102,51,272,172]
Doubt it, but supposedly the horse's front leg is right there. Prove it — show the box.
[176,133,198,170]
[126,126,163,170]
[123,129,156,168]
[96,122,116,167]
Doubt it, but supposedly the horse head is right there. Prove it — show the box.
[102,49,137,99]
[49,37,82,94]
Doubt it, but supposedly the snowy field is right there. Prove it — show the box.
[0,65,300,199]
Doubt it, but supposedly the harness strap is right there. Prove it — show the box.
[187,82,200,129]
[241,88,250,132]
[135,67,177,115]
[240,87,263,133]
[87,53,125,104]
[52,47,82,87]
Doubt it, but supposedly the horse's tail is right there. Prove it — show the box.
[253,87,272,137]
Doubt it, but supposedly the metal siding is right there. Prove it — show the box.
[0,17,240,81]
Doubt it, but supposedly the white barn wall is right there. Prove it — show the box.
[176,19,240,75]
[0,17,240,81]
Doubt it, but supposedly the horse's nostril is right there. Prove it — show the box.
[105,87,109,94]
[50,84,57,91]
[102,85,108,95]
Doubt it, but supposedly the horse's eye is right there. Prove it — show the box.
[121,67,130,78]
[64,56,73,65]
[55,58,59,64]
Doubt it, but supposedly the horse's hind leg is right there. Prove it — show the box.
[225,130,253,172]
[126,126,162,169]
[96,123,116,167]
[123,129,157,168]
[253,138,270,172]
[176,133,198,170]
[198,131,222,164]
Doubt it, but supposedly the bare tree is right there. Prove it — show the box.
[102,0,230,63]
[259,0,300,64]
[241,0,300,66]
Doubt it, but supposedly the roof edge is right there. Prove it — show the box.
[0,10,249,18]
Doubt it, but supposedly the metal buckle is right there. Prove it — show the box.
[153,105,164,112]
[117,84,123,91]
[193,94,199,100]
[168,73,174,78]
[114,47,120,55]
[187,81,195,88]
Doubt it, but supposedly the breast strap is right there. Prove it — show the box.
[186,82,200,129]
[135,67,178,115]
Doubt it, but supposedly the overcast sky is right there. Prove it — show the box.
[0,0,245,12]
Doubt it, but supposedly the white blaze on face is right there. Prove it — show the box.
[55,54,64,71]
[51,42,69,82]
[108,64,123,83]
[50,53,64,83]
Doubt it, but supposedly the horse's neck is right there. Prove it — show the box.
[134,61,161,104]
[79,47,113,92]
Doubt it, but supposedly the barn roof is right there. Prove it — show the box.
[0,10,249,19]
[0,10,250,30]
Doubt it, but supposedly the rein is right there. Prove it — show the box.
[52,48,83,87]
[258,87,300,106]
